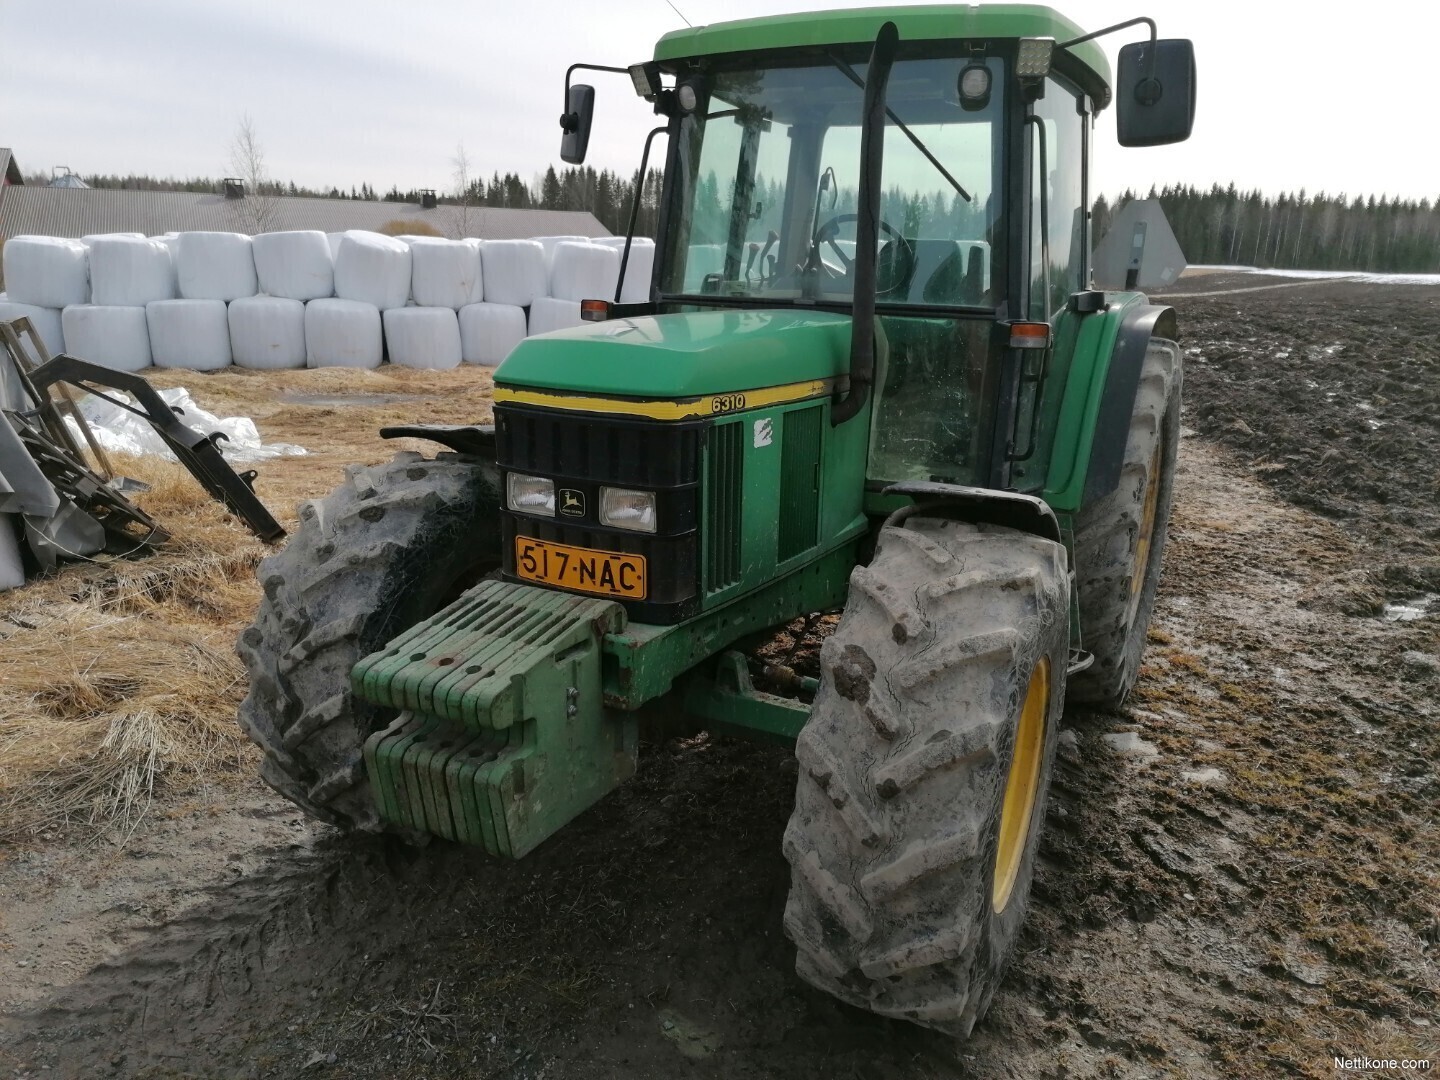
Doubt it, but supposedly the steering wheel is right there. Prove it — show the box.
[811,213,913,291]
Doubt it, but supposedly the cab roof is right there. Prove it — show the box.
[654,5,1112,105]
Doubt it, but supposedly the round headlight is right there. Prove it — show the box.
[958,63,991,111]
[677,82,700,113]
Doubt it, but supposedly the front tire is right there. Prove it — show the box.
[782,517,1070,1038]
[236,451,500,831]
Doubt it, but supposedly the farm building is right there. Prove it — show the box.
[0,162,607,242]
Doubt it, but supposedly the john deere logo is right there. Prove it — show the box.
[559,489,586,518]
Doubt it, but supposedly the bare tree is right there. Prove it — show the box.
[227,114,280,234]
[450,142,476,239]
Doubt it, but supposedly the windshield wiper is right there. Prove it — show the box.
[828,53,972,204]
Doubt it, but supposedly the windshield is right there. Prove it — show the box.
[659,51,1005,309]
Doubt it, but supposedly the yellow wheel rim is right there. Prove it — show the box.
[1129,440,1164,617]
[992,658,1050,914]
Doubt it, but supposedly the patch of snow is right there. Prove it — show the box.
[1102,731,1159,758]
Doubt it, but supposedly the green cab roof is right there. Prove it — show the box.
[655,5,1110,99]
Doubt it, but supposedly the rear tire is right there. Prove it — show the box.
[235,452,500,831]
[783,518,1070,1038]
[1068,338,1181,709]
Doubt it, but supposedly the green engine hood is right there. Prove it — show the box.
[494,310,853,398]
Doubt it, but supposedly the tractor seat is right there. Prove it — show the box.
[880,239,991,307]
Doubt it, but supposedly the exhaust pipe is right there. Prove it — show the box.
[833,21,899,427]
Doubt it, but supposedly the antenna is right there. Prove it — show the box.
[664,0,692,27]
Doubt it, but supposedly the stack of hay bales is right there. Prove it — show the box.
[0,228,664,373]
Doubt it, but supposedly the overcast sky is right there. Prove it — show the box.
[3,0,1436,203]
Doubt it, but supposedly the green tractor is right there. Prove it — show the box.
[237,5,1196,1037]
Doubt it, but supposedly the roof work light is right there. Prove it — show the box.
[1016,37,1056,79]
[629,62,662,100]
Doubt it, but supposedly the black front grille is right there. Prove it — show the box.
[497,405,699,488]
[495,403,704,624]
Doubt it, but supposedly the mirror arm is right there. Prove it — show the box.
[1057,17,1158,79]
[561,63,630,132]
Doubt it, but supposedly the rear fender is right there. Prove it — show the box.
[1042,297,1176,513]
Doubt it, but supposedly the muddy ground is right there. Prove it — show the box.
[1,278,1437,1078]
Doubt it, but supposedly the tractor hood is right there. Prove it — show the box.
[494,310,852,399]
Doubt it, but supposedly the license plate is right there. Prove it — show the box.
[514,537,647,600]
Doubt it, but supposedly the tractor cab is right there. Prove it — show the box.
[494,6,1193,626]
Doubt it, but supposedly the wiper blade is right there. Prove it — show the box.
[829,53,972,204]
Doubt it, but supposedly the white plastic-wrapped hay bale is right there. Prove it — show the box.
[251,230,334,301]
[531,235,588,270]
[61,305,152,372]
[528,297,583,336]
[478,240,547,308]
[176,232,258,302]
[333,232,412,311]
[146,299,232,371]
[2,236,90,309]
[382,307,462,370]
[458,303,527,366]
[409,238,482,310]
[0,301,65,357]
[596,237,657,303]
[549,241,622,303]
[88,236,176,307]
[229,296,306,370]
[326,232,347,260]
[305,298,382,368]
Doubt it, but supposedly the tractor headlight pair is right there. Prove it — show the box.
[506,474,656,534]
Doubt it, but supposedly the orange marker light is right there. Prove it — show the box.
[580,299,610,322]
[1009,322,1051,349]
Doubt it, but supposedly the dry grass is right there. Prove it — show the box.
[0,367,498,844]
[0,453,267,843]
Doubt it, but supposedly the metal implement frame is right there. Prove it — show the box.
[24,354,286,542]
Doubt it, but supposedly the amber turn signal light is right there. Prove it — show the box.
[1009,322,1052,349]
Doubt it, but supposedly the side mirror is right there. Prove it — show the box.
[1116,38,1196,147]
[560,84,596,164]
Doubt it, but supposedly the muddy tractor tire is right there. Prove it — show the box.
[1068,338,1182,709]
[236,451,500,831]
[782,517,1070,1038]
